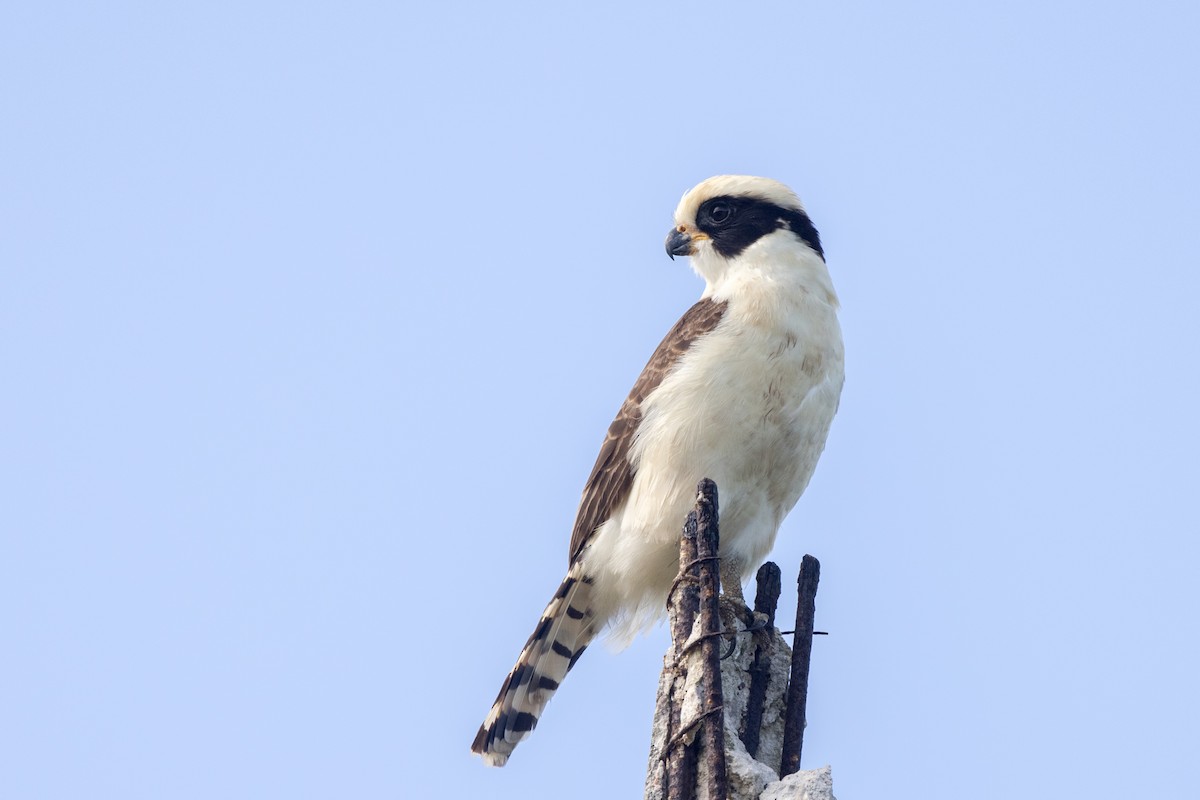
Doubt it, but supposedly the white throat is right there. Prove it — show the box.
[694,229,838,308]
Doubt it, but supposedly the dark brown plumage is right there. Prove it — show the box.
[472,297,728,766]
[568,297,728,562]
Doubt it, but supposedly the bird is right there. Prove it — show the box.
[471,175,844,767]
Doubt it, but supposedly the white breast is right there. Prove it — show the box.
[583,231,844,645]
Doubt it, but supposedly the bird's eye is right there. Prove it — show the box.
[708,203,732,224]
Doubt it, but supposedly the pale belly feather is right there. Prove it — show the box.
[584,292,843,643]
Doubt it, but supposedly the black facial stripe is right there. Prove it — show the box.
[695,195,823,260]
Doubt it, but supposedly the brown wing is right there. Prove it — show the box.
[567,298,728,563]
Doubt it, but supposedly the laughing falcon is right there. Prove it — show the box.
[471,175,844,766]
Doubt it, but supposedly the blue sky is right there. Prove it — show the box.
[3,2,1199,798]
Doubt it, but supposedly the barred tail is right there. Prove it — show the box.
[471,565,598,766]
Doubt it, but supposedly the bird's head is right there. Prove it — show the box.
[665,175,825,291]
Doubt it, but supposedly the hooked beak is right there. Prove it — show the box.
[665,226,694,260]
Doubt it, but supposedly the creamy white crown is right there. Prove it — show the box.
[673,175,807,226]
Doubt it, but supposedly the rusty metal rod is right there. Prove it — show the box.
[780,555,821,777]
[664,507,700,800]
[741,561,782,757]
[694,479,728,800]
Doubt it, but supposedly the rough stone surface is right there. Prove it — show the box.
[759,766,835,800]
[644,654,674,800]
[645,613,710,800]
[724,734,778,800]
